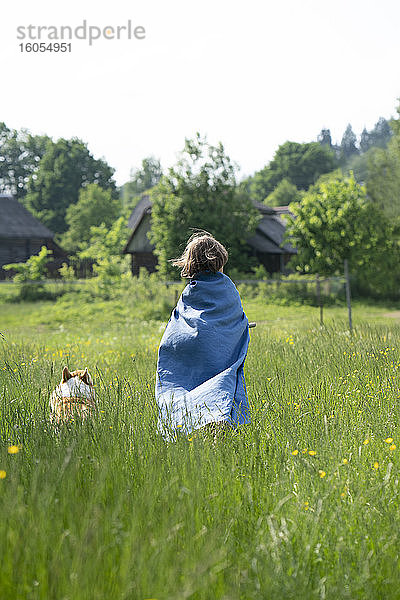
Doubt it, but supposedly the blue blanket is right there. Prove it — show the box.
[156,272,250,437]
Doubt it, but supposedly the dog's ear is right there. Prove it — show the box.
[62,366,72,382]
[82,367,90,385]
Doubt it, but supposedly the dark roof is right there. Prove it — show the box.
[125,195,296,255]
[124,194,152,253]
[246,231,287,254]
[0,194,54,239]
[127,194,152,230]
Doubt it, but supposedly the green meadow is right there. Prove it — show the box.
[1,288,400,599]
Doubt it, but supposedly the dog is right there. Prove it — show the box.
[50,366,96,424]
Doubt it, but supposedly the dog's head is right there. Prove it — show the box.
[61,366,94,387]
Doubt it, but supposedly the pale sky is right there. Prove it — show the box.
[2,0,400,185]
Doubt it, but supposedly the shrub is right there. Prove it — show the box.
[3,246,54,302]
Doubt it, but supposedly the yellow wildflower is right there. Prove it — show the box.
[363,439,369,445]
[342,458,348,465]
[291,449,299,456]
[385,438,394,444]
[373,462,379,470]
[7,445,19,455]
[318,470,326,478]
[302,448,308,454]
[390,444,396,451]
[0,470,6,479]
[308,450,316,456]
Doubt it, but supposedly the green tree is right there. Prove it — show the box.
[286,173,400,296]
[246,141,338,202]
[80,217,130,297]
[360,118,392,154]
[339,124,359,164]
[122,156,162,212]
[369,117,393,149]
[0,123,50,200]
[80,216,128,262]
[24,138,117,235]
[343,151,370,184]
[366,107,400,219]
[61,184,121,252]
[360,127,372,154]
[265,178,302,207]
[317,129,333,148]
[150,134,259,278]
[366,144,400,219]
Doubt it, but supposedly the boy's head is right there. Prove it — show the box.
[172,232,228,278]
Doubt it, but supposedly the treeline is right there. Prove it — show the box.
[242,117,393,207]
[1,104,400,297]
[0,123,161,257]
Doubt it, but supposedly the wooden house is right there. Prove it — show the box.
[123,195,296,276]
[0,193,67,279]
[247,201,296,273]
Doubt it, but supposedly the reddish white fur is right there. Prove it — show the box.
[50,366,96,424]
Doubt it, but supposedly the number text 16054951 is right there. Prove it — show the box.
[19,42,72,53]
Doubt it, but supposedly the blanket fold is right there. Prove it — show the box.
[156,272,250,436]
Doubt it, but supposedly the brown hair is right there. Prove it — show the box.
[171,232,228,278]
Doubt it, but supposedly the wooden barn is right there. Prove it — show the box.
[0,193,67,279]
[123,195,296,276]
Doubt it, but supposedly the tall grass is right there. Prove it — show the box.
[1,301,400,598]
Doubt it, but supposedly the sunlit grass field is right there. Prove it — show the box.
[1,293,400,599]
